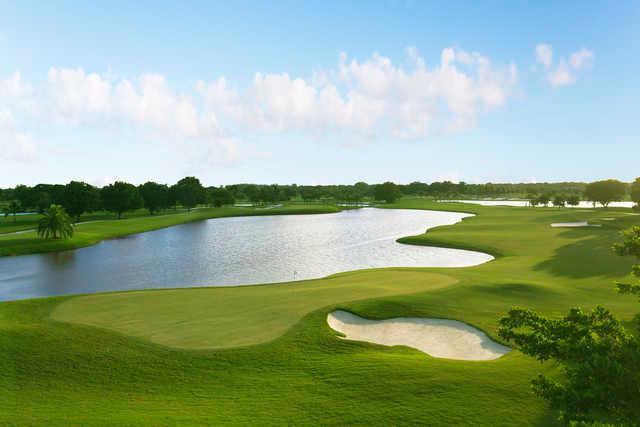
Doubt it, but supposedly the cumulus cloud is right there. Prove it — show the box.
[1,47,518,165]
[46,68,221,140]
[535,44,594,87]
[198,47,517,140]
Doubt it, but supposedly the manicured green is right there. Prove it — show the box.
[2,199,639,425]
[51,271,456,349]
[0,204,341,256]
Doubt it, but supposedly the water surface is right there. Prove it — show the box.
[0,208,492,301]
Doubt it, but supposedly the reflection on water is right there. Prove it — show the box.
[0,208,493,301]
[43,251,76,266]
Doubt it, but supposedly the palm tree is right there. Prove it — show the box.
[37,205,74,239]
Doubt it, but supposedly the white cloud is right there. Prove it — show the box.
[535,44,553,69]
[535,44,594,87]
[0,108,37,162]
[569,48,594,70]
[199,47,517,140]
[547,61,575,87]
[47,67,112,124]
[0,74,38,162]
[1,47,518,166]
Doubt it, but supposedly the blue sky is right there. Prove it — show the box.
[1,1,638,187]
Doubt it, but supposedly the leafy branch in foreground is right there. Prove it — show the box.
[499,226,640,426]
[613,226,640,298]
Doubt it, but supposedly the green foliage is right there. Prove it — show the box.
[537,194,551,206]
[37,205,74,240]
[174,176,205,210]
[500,306,639,425]
[100,181,143,219]
[553,195,566,207]
[138,181,169,214]
[585,180,627,207]
[613,226,640,297]
[630,177,640,208]
[373,181,400,203]
[2,200,21,222]
[566,195,581,206]
[207,186,235,207]
[61,181,100,221]
[499,225,640,426]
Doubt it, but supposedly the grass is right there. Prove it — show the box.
[51,271,456,349]
[2,199,639,425]
[0,204,341,256]
[0,207,189,234]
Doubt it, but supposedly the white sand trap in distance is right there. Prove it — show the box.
[550,221,601,228]
[327,310,510,361]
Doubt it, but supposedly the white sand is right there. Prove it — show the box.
[327,310,510,361]
[550,221,601,227]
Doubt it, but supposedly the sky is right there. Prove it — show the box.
[1,0,638,187]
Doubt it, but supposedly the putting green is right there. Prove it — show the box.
[51,271,457,349]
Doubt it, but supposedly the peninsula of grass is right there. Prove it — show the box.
[2,199,639,425]
[0,203,341,256]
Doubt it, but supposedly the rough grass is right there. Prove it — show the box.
[2,199,639,425]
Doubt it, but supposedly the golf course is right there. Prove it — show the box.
[2,199,638,425]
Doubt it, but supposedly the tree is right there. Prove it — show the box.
[498,228,640,425]
[37,205,74,239]
[553,195,566,207]
[630,177,640,209]
[352,182,370,204]
[613,226,640,297]
[566,195,580,207]
[13,184,36,210]
[537,194,550,206]
[3,200,21,222]
[36,192,51,214]
[175,177,205,211]
[373,182,400,203]
[207,186,235,207]
[584,179,627,207]
[139,182,169,215]
[61,181,100,222]
[167,184,179,210]
[101,181,142,219]
[527,193,539,207]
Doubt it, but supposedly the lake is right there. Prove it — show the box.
[0,208,492,301]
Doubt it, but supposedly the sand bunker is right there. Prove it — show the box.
[550,221,600,228]
[327,310,510,361]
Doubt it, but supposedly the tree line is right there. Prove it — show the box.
[526,179,637,208]
[2,178,639,222]
[0,177,229,222]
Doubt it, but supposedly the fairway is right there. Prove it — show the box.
[3,200,639,425]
